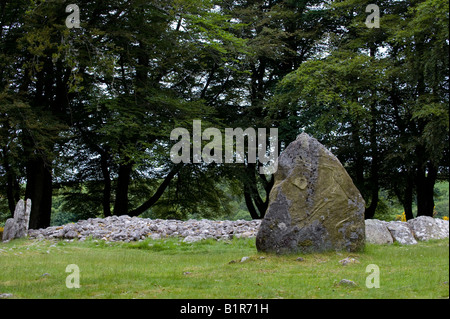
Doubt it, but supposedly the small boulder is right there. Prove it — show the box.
[365,219,393,245]
[338,279,357,287]
[407,216,449,241]
[240,256,250,262]
[183,235,203,243]
[386,221,417,245]
[339,257,360,266]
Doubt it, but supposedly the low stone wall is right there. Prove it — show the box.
[365,216,449,245]
[27,216,261,243]
[14,215,450,245]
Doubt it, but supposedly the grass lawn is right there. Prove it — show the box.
[0,237,448,299]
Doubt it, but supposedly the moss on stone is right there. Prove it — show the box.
[256,133,366,254]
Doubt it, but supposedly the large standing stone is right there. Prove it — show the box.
[2,199,31,241]
[256,133,365,254]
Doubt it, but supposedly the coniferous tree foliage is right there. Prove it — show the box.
[0,0,448,226]
[270,0,449,219]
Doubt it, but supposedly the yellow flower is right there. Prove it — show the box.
[401,212,406,222]
[395,212,406,222]
[443,216,449,221]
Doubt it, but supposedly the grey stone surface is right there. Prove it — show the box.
[338,279,357,287]
[365,219,394,245]
[339,257,360,266]
[365,217,449,245]
[23,213,449,245]
[386,221,417,245]
[2,199,31,242]
[407,216,449,241]
[28,216,261,242]
[434,218,450,238]
[2,218,18,242]
[256,133,365,254]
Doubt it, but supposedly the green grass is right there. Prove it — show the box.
[0,237,448,299]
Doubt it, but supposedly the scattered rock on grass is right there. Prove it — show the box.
[338,279,357,287]
[339,257,360,266]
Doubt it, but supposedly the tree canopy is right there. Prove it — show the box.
[1,0,448,228]
[270,0,449,219]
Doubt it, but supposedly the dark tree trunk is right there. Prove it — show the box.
[128,163,183,217]
[403,175,414,220]
[416,163,438,217]
[113,160,133,216]
[393,171,414,220]
[6,173,20,218]
[26,157,53,229]
[242,163,274,219]
[76,127,113,217]
[244,189,261,220]
[2,146,21,217]
[364,189,379,219]
[100,150,112,217]
[112,39,148,216]
[364,104,380,220]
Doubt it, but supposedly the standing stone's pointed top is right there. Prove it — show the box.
[13,199,25,221]
[256,134,365,254]
[296,132,310,140]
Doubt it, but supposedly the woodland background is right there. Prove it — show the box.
[0,0,448,229]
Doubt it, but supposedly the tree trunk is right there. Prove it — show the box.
[403,173,414,220]
[2,146,21,217]
[364,101,380,219]
[244,189,261,219]
[128,163,183,217]
[26,157,53,229]
[242,163,274,219]
[416,163,437,217]
[393,171,414,220]
[364,188,379,219]
[113,160,133,215]
[100,150,112,217]
[112,38,148,216]
[6,172,20,218]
